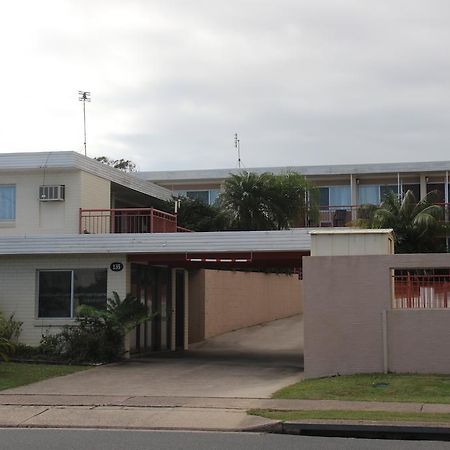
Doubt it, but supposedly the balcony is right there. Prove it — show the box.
[79,208,190,234]
[313,203,450,228]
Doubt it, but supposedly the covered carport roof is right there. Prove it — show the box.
[0,229,311,268]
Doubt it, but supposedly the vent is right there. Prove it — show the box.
[39,185,65,201]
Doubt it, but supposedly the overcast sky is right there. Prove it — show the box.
[1,1,450,171]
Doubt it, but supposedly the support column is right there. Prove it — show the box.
[350,174,357,220]
[420,174,427,200]
[445,171,449,205]
[170,268,176,351]
[184,269,189,350]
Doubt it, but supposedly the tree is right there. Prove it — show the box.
[372,190,447,253]
[160,196,230,232]
[219,171,317,230]
[94,156,137,173]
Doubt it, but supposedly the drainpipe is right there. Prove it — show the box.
[382,310,388,374]
[171,268,177,351]
[446,171,449,252]
[184,270,189,350]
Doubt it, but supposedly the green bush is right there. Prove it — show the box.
[14,343,41,359]
[0,337,14,362]
[0,310,22,362]
[37,292,153,363]
[0,311,22,342]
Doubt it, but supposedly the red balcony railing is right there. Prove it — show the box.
[317,206,354,227]
[393,272,450,309]
[79,208,190,234]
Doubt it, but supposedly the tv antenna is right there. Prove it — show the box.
[78,91,91,156]
[234,132,241,168]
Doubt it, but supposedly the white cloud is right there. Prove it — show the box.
[1,0,450,169]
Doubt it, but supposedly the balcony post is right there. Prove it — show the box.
[420,174,427,200]
[350,175,357,221]
[150,207,154,233]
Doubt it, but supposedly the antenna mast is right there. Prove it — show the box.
[234,132,241,168]
[78,91,91,156]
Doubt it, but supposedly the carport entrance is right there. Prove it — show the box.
[127,248,307,356]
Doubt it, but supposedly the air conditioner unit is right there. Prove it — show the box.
[39,185,65,201]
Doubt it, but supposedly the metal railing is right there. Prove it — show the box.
[393,272,450,309]
[314,203,450,228]
[79,208,190,234]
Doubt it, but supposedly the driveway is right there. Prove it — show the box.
[5,315,303,399]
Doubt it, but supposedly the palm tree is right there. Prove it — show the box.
[372,190,447,253]
[220,172,274,230]
[220,171,317,230]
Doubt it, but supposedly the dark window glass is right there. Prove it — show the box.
[38,269,107,318]
[74,269,107,311]
[186,191,209,204]
[380,185,398,201]
[403,184,420,201]
[38,271,72,318]
[319,187,329,207]
[427,183,445,203]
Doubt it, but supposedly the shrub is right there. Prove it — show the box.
[0,337,14,362]
[0,311,22,342]
[37,292,153,363]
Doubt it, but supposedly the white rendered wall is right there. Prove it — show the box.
[0,169,110,235]
[311,232,394,256]
[0,254,127,345]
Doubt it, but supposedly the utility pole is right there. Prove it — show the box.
[234,132,241,168]
[78,91,91,156]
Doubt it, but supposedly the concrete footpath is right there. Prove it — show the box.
[1,394,450,431]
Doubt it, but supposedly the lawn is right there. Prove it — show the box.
[273,373,450,403]
[249,409,450,424]
[0,362,88,391]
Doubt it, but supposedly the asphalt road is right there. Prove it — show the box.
[1,429,450,450]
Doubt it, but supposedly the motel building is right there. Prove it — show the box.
[141,160,450,227]
[1,151,450,377]
[0,152,307,352]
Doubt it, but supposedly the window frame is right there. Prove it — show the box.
[0,184,16,221]
[37,268,107,319]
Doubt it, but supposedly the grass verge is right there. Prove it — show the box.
[249,409,450,424]
[0,362,88,391]
[273,373,450,403]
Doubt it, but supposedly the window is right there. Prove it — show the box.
[329,186,351,208]
[186,190,209,204]
[319,187,329,207]
[0,185,16,220]
[357,185,380,205]
[380,185,399,201]
[175,189,221,205]
[209,189,220,204]
[427,183,445,203]
[38,269,107,318]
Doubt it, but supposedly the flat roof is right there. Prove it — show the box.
[309,228,393,236]
[140,161,450,183]
[0,229,312,256]
[0,151,173,201]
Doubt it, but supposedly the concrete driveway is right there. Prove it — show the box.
[5,315,303,399]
